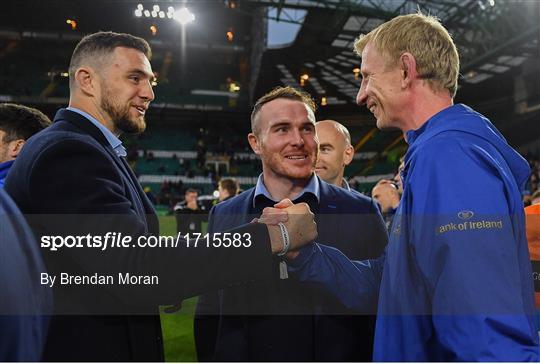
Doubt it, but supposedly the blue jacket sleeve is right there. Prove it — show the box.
[407,138,539,361]
[288,244,384,313]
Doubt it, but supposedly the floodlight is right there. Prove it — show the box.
[174,7,195,25]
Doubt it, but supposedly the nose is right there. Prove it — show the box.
[290,128,305,147]
[356,81,367,106]
[141,80,155,103]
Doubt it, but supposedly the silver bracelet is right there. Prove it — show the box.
[276,222,290,256]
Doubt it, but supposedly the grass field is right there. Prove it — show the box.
[159,215,199,362]
[160,298,197,362]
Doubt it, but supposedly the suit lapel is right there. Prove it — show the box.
[242,189,256,221]
[317,180,344,244]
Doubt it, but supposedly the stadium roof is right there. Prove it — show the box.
[0,0,539,135]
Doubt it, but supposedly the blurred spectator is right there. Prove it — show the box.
[174,188,207,234]
[532,190,540,206]
[196,139,206,168]
[523,152,540,206]
[524,203,540,329]
[372,179,401,230]
[218,178,239,202]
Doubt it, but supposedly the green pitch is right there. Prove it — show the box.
[160,298,197,362]
[159,215,199,362]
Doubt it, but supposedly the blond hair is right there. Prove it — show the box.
[354,13,459,97]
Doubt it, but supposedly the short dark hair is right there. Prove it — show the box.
[251,86,317,135]
[185,188,198,195]
[0,103,51,142]
[69,31,151,87]
[219,178,240,196]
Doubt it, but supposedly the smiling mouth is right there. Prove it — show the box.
[285,155,308,160]
[133,105,147,115]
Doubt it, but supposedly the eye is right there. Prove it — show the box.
[129,75,141,83]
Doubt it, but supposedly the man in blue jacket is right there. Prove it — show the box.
[276,13,540,361]
[195,86,388,361]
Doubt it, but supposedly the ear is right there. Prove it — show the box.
[400,52,418,89]
[74,67,98,96]
[343,145,354,166]
[9,139,25,159]
[248,133,262,156]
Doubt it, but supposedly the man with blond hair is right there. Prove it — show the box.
[276,13,539,360]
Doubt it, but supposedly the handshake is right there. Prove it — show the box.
[255,199,317,259]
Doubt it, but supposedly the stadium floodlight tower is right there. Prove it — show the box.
[174,7,195,25]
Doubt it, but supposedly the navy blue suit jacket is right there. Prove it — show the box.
[200,178,388,361]
[0,188,52,361]
[5,109,274,361]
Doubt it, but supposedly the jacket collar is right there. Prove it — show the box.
[54,108,110,148]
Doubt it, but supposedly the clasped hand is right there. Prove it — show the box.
[256,199,317,259]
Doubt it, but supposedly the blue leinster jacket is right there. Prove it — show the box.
[289,104,540,361]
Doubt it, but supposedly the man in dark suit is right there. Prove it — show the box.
[5,32,317,361]
[195,86,388,361]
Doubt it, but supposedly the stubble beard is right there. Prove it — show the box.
[0,145,9,164]
[261,146,316,181]
[100,86,146,135]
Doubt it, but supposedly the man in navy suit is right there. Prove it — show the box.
[0,187,51,361]
[195,86,388,361]
[5,32,317,361]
